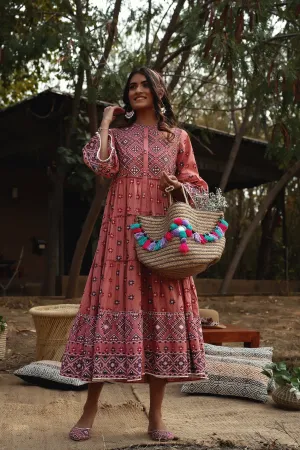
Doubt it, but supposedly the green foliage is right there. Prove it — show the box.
[0,1,71,107]
[0,315,7,333]
[263,362,300,397]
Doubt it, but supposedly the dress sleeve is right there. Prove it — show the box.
[176,129,208,208]
[82,129,119,178]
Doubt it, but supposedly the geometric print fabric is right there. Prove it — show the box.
[61,123,208,382]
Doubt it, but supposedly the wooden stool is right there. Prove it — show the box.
[203,324,260,348]
[29,304,79,361]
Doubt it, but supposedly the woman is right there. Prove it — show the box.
[61,67,208,442]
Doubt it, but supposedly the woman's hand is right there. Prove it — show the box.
[159,171,182,192]
[102,105,125,125]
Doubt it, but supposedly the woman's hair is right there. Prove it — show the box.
[122,67,177,139]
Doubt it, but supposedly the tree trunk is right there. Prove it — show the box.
[65,178,109,298]
[256,201,278,279]
[280,187,289,293]
[219,160,300,294]
[219,100,252,191]
[42,172,64,295]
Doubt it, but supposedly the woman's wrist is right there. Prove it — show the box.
[98,121,110,132]
[101,118,111,126]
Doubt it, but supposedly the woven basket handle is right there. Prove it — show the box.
[165,184,189,205]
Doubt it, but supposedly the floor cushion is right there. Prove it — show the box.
[14,360,88,390]
[182,346,274,402]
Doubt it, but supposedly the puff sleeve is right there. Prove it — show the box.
[176,130,208,208]
[82,129,119,178]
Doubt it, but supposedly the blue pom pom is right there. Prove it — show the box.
[130,223,141,229]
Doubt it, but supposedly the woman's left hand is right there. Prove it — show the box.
[159,171,182,192]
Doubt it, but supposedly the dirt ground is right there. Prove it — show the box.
[110,444,297,450]
[1,294,300,373]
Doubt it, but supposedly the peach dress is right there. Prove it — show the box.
[60,123,208,382]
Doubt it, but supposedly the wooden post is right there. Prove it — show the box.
[280,187,289,295]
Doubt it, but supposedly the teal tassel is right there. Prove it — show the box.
[130,223,141,229]
[138,236,147,246]
[214,227,223,238]
[154,242,161,251]
[186,224,193,230]
[220,219,229,227]
[179,230,187,239]
[170,223,177,231]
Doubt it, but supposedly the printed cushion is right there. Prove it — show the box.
[204,343,273,360]
[182,346,274,403]
[14,360,88,390]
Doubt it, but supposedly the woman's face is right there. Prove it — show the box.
[128,73,154,111]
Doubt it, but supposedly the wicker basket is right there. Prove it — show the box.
[0,325,7,360]
[135,201,226,279]
[29,304,79,361]
[272,385,300,410]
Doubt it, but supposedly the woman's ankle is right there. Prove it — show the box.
[83,403,98,415]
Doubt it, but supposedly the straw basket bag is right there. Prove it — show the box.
[0,324,7,360]
[130,190,228,279]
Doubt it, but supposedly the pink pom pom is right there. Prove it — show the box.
[200,235,206,244]
[165,232,173,241]
[186,229,192,237]
[174,218,183,225]
[218,223,227,232]
[179,243,189,253]
[143,239,151,249]
[134,228,142,233]
[211,231,219,238]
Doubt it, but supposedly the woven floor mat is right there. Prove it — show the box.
[0,375,151,450]
[132,383,300,448]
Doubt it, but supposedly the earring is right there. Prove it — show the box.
[160,103,166,115]
[125,109,135,119]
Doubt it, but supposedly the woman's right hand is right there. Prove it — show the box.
[102,105,125,125]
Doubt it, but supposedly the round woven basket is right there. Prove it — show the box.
[29,304,79,361]
[136,202,226,279]
[0,326,7,360]
[272,386,300,410]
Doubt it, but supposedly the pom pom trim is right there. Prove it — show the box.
[130,217,228,254]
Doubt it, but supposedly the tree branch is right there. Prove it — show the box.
[167,47,192,93]
[145,0,152,65]
[153,0,185,71]
[93,0,122,85]
[160,41,200,69]
[149,2,174,58]
[219,97,253,192]
[229,83,238,134]
[263,32,300,43]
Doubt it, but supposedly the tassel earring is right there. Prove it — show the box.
[125,109,135,119]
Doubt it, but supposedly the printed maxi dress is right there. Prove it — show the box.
[60,123,208,383]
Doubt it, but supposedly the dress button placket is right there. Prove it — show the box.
[142,128,149,193]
